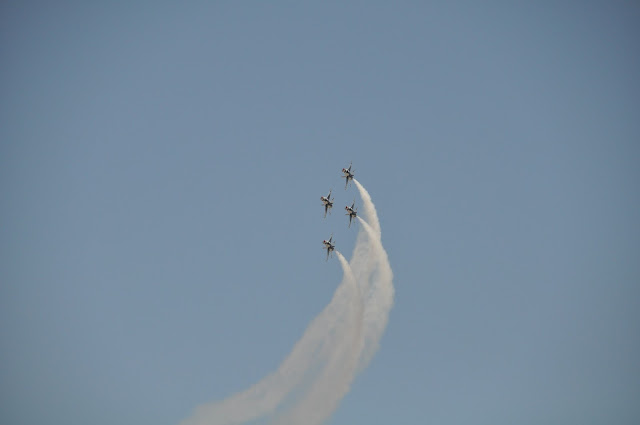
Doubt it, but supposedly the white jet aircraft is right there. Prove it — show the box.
[322,234,336,261]
[341,162,355,189]
[320,189,334,218]
[345,200,358,228]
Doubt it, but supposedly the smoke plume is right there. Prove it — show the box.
[180,180,394,425]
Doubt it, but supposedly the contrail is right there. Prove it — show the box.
[354,215,394,371]
[353,179,381,236]
[180,250,365,425]
[272,251,363,425]
[180,180,393,425]
[351,179,395,371]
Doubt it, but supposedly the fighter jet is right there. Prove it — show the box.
[345,200,358,228]
[322,234,335,261]
[320,189,334,218]
[342,162,355,189]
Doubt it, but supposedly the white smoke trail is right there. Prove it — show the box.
[180,249,364,425]
[272,251,363,425]
[352,179,395,371]
[353,179,381,236]
[180,180,393,425]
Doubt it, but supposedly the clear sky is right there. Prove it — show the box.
[1,1,639,424]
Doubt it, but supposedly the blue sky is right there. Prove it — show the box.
[1,1,639,424]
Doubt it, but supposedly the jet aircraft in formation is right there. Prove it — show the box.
[320,162,360,259]
[322,234,335,261]
[342,161,355,189]
[320,189,334,218]
[345,200,358,228]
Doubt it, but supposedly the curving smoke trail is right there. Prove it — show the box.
[354,216,395,371]
[180,180,393,425]
[350,178,395,371]
[180,250,363,425]
[353,179,381,236]
[272,251,363,425]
